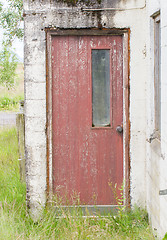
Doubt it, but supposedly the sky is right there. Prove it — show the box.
[0,0,24,62]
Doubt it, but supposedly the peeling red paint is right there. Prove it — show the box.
[51,35,124,205]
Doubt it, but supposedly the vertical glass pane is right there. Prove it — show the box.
[92,49,110,127]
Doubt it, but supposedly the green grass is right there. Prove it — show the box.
[0,128,155,240]
[0,63,24,111]
[0,94,24,111]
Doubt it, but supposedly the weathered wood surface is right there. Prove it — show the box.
[16,113,25,182]
[52,35,123,205]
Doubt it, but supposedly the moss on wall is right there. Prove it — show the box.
[56,0,101,7]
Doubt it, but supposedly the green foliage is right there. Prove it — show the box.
[0,94,23,111]
[108,181,126,218]
[0,127,154,239]
[0,128,26,240]
[163,233,167,239]
[0,0,23,46]
[0,0,23,89]
[0,47,18,89]
[0,128,25,206]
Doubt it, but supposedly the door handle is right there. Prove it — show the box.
[116,125,123,133]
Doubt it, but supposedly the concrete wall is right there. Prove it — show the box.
[24,0,147,221]
[160,1,167,237]
[146,0,167,238]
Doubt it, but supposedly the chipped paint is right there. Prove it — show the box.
[25,0,146,225]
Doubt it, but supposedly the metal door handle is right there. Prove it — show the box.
[116,125,123,133]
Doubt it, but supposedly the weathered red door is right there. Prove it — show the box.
[51,35,123,205]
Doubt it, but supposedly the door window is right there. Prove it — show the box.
[92,49,111,127]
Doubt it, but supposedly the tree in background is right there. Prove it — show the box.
[0,0,23,45]
[0,0,23,89]
[0,46,18,89]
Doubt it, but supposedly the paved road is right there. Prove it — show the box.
[0,112,17,127]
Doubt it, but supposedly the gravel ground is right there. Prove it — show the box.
[0,112,16,127]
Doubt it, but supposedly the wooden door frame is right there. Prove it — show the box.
[46,28,130,208]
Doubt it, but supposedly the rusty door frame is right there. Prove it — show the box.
[46,28,130,207]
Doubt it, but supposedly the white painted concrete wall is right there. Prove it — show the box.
[24,6,47,220]
[114,3,148,209]
[24,0,148,223]
[160,1,167,237]
[146,0,167,238]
